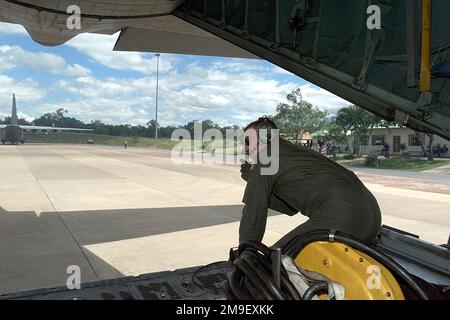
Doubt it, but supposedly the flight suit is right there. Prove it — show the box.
[239,139,382,248]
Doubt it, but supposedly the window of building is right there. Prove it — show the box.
[372,135,385,146]
[408,134,424,146]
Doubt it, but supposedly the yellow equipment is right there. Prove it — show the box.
[295,241,405,300]
[420,0,431,92]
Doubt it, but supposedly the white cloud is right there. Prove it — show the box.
[0,45,90,77]
[0,23,350,126]
[65,33,177,75]
[0,75,46,119]
[0,22,28,35]
[0,55,349,126]
[272,65,294,75]
[209,94,230,107]
[35,99,152,126]
[49,60,299,126]
[16,112,35,122]
[65,64,91,77]
[56,76,140,98]
[298,83,350,114]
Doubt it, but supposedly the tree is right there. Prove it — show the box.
[335,105,383,156]
[159,125,177,138]
[90,120,109,135]
[1,117,30,125]
[183,119,220,138]
[415,131,434,161]
[34,108,67,126]
[12,106,241,141]
[34,108,86,129]
[323,122,347,145]
[274,88,328,143]
[146,120,158,138]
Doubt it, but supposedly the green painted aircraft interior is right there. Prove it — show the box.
[176,0,450,140]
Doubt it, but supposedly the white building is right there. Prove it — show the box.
[345,127,450,158]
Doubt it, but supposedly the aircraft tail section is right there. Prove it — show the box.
[11,94,18,126]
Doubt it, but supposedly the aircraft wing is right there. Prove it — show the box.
[113,15,256,58]
[0,0,254,58]
[19,125,93,132]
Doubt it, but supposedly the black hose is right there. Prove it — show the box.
[192,261,230,290]
[242,250,300,300]
[283,229,350,256]
[239,240,273,257]
[280,269,303,300]
[283,230,430,300]
[235,257,275,300]
[240,252,286,300]
[227,241,303,300]
[234,258,277,300]
[228,269,251,300]
[303,282,328,300]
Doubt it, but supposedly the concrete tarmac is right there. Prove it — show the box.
[0,144,448,294]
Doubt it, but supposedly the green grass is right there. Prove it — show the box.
[23,132,241,154]
[24,132,178,149]
[326,153,352,161]
[377,156,450,171]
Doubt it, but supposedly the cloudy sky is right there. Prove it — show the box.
[0,21,350,127]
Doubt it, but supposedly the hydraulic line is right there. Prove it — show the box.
[227,241,304,300]
[238,240,273,256]
[280,269,303,300]
[198,232,428,300]
[234,258,278,300]
[303,282,329,300]
[227,269,251,300]
[240,252,286,300]
[192,260,230,290]
[243,250,301,300]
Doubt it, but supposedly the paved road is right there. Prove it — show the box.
[352,166,450,181]
[0,144,448,294]
[350,167,450,195]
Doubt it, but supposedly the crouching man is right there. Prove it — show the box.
[239,117,381,249]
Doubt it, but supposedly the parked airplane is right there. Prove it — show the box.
[0,94,93,144]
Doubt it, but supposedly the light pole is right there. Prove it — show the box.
[154,53,160,140]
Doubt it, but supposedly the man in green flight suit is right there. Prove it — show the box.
[239,117,382,249]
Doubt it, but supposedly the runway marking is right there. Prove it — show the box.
[16,147,101,280]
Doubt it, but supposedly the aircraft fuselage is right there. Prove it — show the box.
[1,125,24,145]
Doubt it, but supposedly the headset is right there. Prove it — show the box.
[244,116,278,145]
[241,116,277,180]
